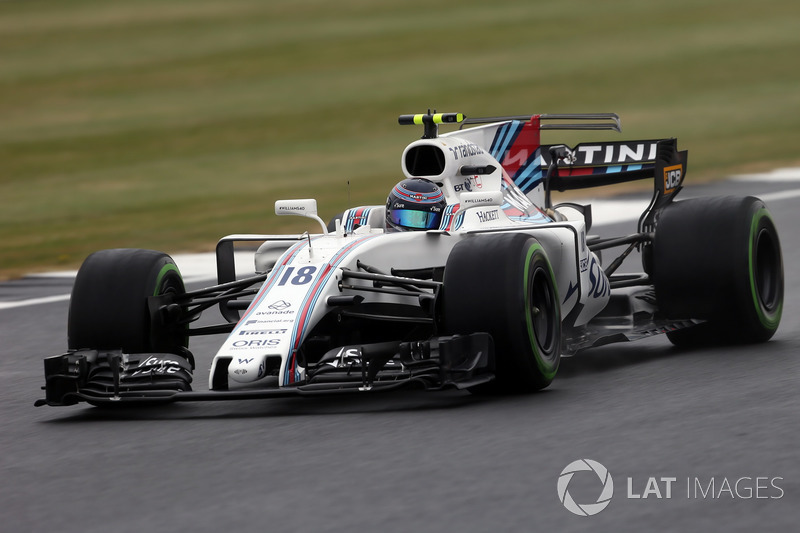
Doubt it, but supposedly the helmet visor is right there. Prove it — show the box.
[389,209,441,230]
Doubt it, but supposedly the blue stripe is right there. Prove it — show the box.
[517,171,544,193]
[514,154,544,193]
[281,235,381,385]
[489,123,510,159]
[344,207,371,232]
[453,212,465,231]
[491,121,521,161]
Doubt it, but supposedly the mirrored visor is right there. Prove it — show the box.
[389,209,442,230]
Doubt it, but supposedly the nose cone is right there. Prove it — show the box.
[228,355,268,383]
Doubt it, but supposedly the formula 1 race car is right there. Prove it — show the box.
[36,111,784,407]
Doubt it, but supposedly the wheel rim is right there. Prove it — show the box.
[754,227,781,313]
[530,266,558,362]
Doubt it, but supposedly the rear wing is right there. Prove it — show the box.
[457,114,686,222]
[545,137,687,232]
[404,112,687,227]
[544,139,686,196]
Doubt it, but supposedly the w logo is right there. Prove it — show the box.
[557,459,614,516]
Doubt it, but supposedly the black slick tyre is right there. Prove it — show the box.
[652,196,783,346]
[442,233,561,392]
[68,249,188,355]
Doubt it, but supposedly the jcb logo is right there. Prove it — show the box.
[663,165,682,193]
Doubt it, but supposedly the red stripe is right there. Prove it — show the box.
[501,116,541,178]
[285,235,380,384]
[561,167,594,176]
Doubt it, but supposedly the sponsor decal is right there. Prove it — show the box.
[255,309,295,316]
[447,141,484,160]
[588,256,610,298]
[463,196,495,205]
[255,300,295,316]
[130,356,182,377]
[231,339,280,349]
[663,164,682,193]
[253,317,295,324]
[536,142,660,167]
[239,328,287,336]
[571,142,658,166]
[476,209,500,223]
[454,176,484,193]
[325,347,362,368]
[245,319,291,326]
[269,300,291,311]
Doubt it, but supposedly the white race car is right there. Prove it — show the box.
[37,112,783,407]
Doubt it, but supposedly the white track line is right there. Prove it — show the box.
[0,294,71,310]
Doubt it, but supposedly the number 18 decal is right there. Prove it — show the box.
[277,266,318,286]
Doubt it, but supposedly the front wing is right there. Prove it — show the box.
[35,334,494,406]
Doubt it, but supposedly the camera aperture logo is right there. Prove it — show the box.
[557,459,614,516]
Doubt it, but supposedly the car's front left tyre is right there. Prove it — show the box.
[68,248,188,356]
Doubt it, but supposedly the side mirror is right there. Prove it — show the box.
[274,199,328,234]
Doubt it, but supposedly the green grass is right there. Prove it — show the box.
[1,0,799,277]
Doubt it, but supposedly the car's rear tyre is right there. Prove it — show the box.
[442,233,561,392]
[652,196,783,346]
[68,249,188,355]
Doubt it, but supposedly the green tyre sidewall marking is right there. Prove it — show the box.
[153,262,181,296]
[748,208,782,330]
[153,261,188,349]
[523,242,560,380]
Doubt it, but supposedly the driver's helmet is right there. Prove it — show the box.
[385,178,446,232]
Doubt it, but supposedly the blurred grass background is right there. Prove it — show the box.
[1,0,799,278]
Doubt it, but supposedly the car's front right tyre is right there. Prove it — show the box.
[442,233,561,392]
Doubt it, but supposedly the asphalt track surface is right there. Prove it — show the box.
[2,176,799,532]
